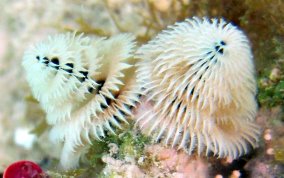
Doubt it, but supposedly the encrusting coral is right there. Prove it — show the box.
[22,32,141,169]
[136,17,260,159]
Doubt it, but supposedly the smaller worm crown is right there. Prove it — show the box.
[22,33,99,106]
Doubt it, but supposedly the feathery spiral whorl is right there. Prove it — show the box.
[136,17,259,159]
[22,33,141,169]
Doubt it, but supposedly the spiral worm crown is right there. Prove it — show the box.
[22,32,141,169]
[136,17,260,159]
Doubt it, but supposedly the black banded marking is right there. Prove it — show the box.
[62,68,73,74]
[88,87,94,93]
[43,61,49,65]
[42,57,49,65]
[65,63,74,68]
[200,61,207,68]
[215,40,226,55]
[51,57,59,65]
[76,76,86,82]
[113,115,122,124]
[100,97,112,110]
[190,87,195,95]
[101,103,108,109]
[97,80,105,92]
[87,80,104,93]
[79,71,88,78]
[171,97,178,106]
[220,40,226,46]
[105,97,112,106]
[184,84,189,91]
[218,48,224,54]
[119,110,127,116]
[73,71,89,82]
[215,45,220,51]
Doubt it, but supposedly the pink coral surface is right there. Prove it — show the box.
[146,145,209,178]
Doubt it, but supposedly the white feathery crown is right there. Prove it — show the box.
[22,32,141,169]
[136,17,260,159]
